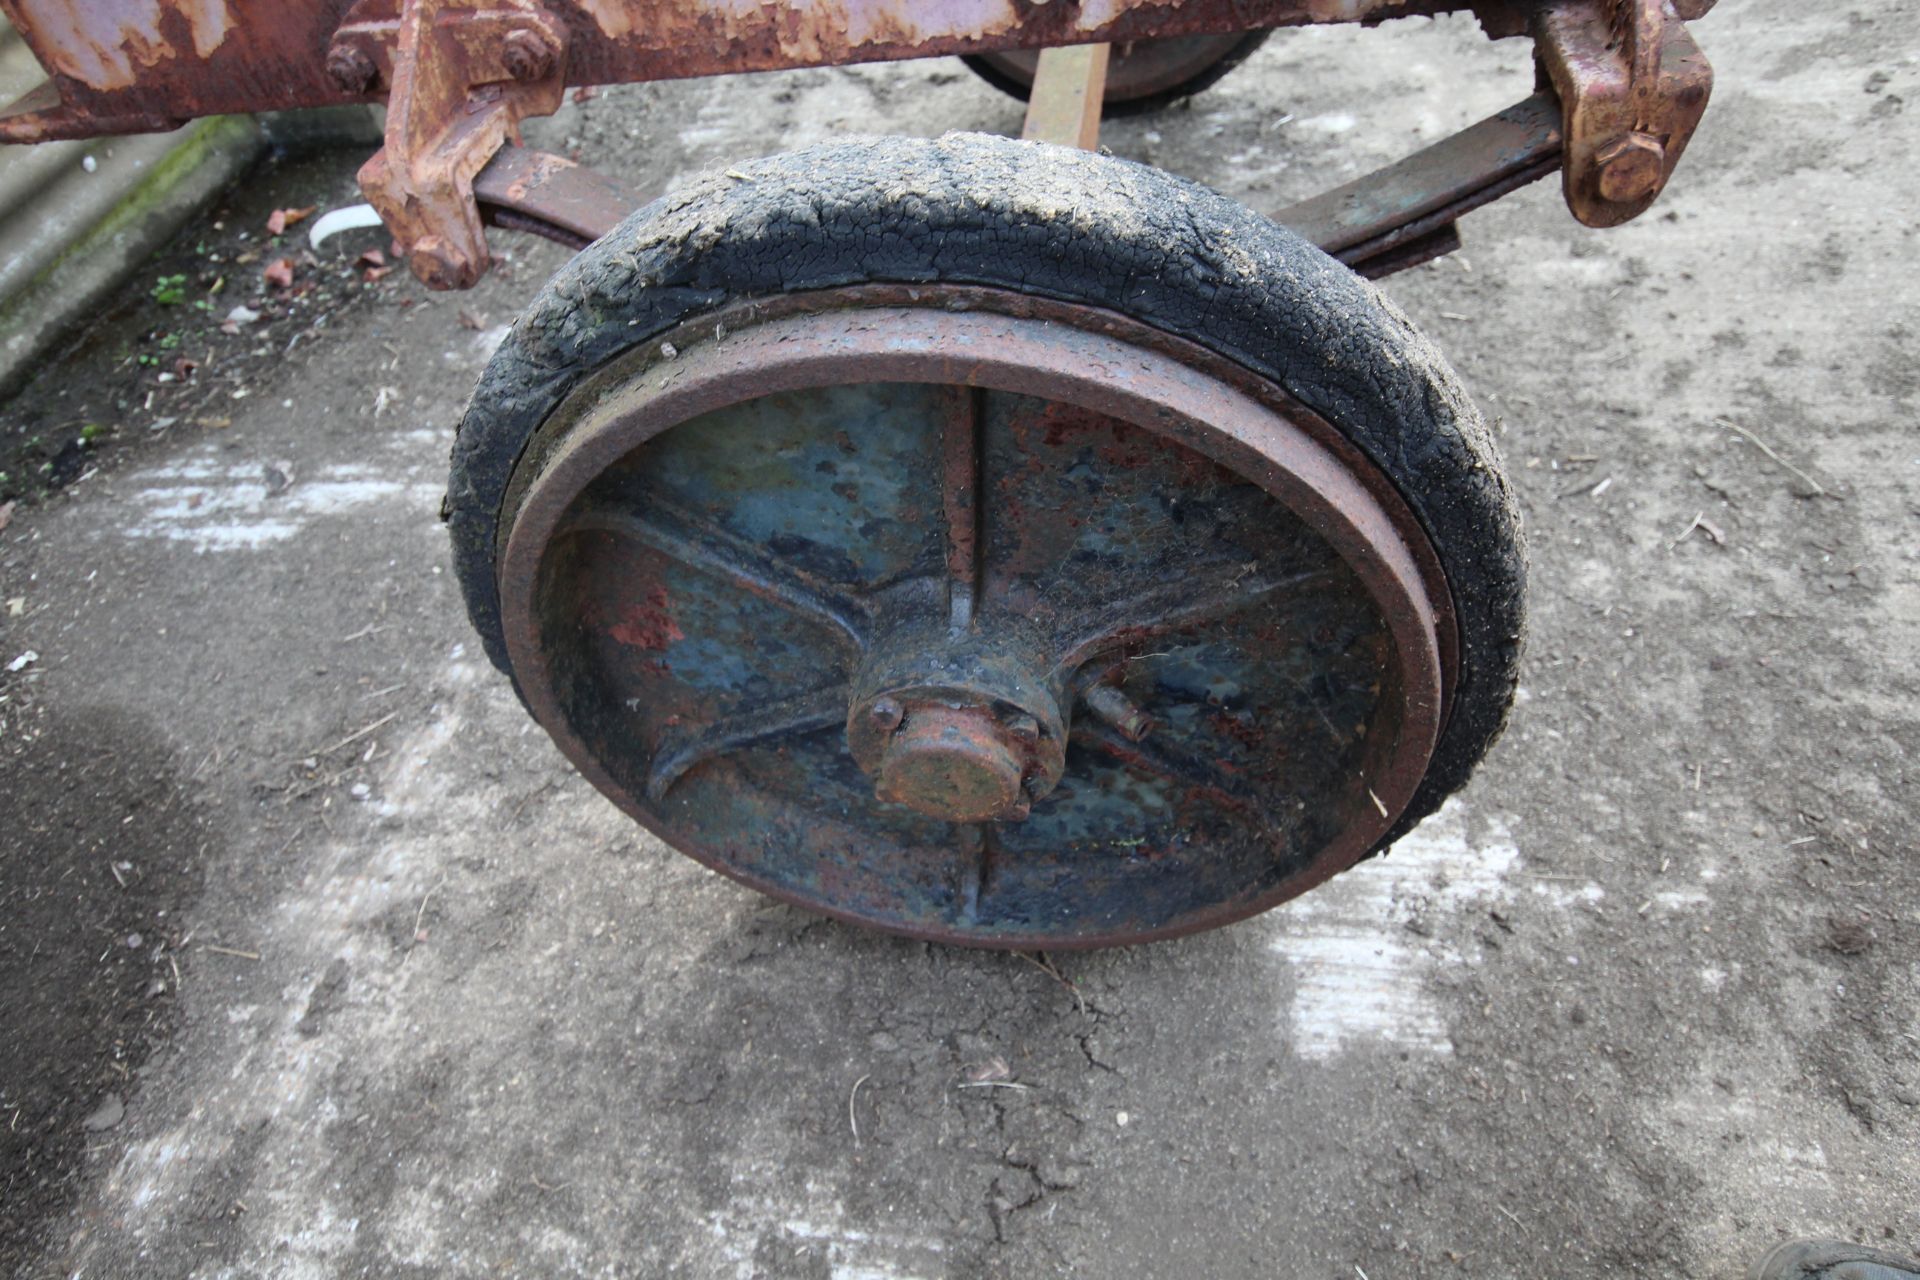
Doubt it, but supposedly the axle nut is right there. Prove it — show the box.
[1594,132,1666,205]
[503,29,557,82]
[875,705,1029,824]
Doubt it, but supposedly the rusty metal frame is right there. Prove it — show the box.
[0,0,1714,289]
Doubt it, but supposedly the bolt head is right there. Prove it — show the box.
[1594,132,1666,205]
[408,236,483,291]
[1003,712,1040,743]
[869,698,904,732]
[502,29,557,82]
[326,43,377,95]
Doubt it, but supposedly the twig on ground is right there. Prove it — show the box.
[1669,512,1727,550]
[203,944,260,961]
[849,1074,871,1147]
[310,711,397,757]
[1016,951,1086,1015]
[508,781,556,826]
[1717,417,1828,497]
[405,880,443,959]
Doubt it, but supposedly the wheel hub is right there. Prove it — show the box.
[845,629,1068,824]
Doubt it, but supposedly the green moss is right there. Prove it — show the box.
[0,114,262,393]
[41,116,260,282]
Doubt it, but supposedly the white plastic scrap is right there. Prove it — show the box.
[308,203,384,250]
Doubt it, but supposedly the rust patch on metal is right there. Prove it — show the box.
[4,0,235,91]
[474,145,643,249]
[609,587,685,650]
[576,0,1021,54]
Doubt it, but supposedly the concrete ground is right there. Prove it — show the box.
[2,3,1916,1276]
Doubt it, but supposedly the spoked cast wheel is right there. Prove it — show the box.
[448,134,1524,949]
[963,31,1271,117]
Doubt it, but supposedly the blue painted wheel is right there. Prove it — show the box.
[491,290,1454,947]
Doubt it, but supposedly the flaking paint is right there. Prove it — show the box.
[8,0,234,90]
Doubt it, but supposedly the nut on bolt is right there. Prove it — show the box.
[1593,131,1667,205]
[502,28,558,82]
[326,42,377,95]
[408,235,483,292]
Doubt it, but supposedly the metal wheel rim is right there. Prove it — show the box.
[497,290,1452,948]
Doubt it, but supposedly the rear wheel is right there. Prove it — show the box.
[962,32,1272,117]
[448,133,1524,948]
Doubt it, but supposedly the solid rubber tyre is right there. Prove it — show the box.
[447,132,1526,854]
[961,32,1272,118]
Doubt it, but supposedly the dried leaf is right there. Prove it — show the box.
[265,205,318,236]
[963,1056,1012,1084]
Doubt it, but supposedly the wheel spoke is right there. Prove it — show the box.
[562,499,871,652]
[940,385,986,633]
[645,685,847,803]
[1070,720,1283,844]
[1055,562,1336,674]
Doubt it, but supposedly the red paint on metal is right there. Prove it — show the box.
[609,587,684,650]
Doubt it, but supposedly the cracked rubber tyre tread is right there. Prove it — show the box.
[447,132,1525,851]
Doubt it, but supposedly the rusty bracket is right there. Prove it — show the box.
[1534,0,1713,228]
[342,0,568,289]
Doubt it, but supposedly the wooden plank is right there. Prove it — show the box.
[1020,44,1110,150]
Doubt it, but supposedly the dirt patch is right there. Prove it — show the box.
[0,149,411,509]
[0,705,211,1271]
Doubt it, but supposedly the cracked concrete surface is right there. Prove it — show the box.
[2,3,1917,1277]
